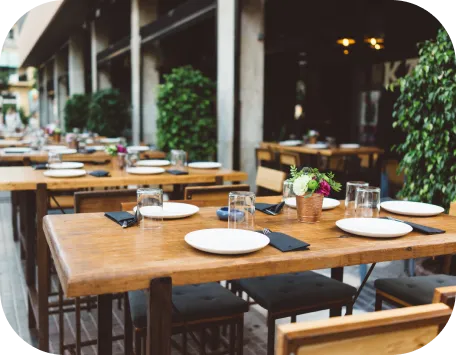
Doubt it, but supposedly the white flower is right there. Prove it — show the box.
[293,175,311,196]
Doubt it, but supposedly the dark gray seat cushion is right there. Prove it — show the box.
[128,282,248,329]
[236,272,356,312]
[375,274,456,305]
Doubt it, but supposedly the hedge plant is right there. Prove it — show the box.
[392,28,456,210]
[156,66,216,162]
[64,93,90,132]
[87,89,130,137]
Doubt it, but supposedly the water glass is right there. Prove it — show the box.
[48,151,61,168]
[170,149,187,169]
[283,180,295,214]
[137,188,163,230]
[228,191,256,230]
[345,181,369,216]
[355,187,381,218]
[126,152,139,168]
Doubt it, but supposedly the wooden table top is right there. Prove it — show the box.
[261,142,384,156]
[0,164,248,191]
[43,196,456,298]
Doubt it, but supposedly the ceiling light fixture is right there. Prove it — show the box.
[337,38,356,47]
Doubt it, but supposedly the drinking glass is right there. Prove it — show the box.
[228,191,256,230]
[137,188,163,230]
[48,151,61,168]
[345,181,369,216]
[355,187,381,218]
[283,180,295,215]
[126,152,139,168]
[170,150,187,169]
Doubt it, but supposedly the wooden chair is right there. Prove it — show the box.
[450,201,456,217]
[184,184,251,205]
[276,303,452,355]
[256,147,275,167]
[74,189,137,213]
[256,166,287,196]
[433,285,456,308]
[279,152,300,171]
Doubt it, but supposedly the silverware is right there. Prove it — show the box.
[262,228,272,235]
[385,216,408,224]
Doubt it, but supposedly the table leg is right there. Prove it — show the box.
[24,190,37,330]
[11,191,18,242]
[97,294,113,355]
[330,267,344,317]
[147,277,172,355]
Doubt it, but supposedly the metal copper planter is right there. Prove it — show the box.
[296,193,324,223]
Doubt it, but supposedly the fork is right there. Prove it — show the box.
[262,228,272,235]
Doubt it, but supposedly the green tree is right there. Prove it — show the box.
[393,28,456,210]
[64,94,90,132]
[156,66,216,162]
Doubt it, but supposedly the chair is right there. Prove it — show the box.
[450,201,456,217]
[276,303,451,355]
[433,285,456,308]
[74,189,137,213]
[279,152,300,171]
[255,147,275,167]
[232,272,356,355]
[256,166,287,196]
[184,184,250,205]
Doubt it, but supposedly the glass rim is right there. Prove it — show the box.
[137,188,163,194]
[347,181,369,186]
[356,186,381,192]
[229,191,255,197]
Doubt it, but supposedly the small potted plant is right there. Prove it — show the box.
[106,144,127,170]
[307,130,319,144]
[290,166,341,223]
[66,133,78,149]
[54,128,62,143]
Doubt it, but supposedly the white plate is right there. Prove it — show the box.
[285,197,340,210]
[136,159,171,167]
[279,140,303,146]
[43,145,67,151]
[380,201,444,217]
[89,145,105,151]
[2,147,32,154]
[340,144,360,149]
[126,167,165,175]
[49,162,84,169]
[336,218,413,238]
[188,162,222,169]
[305,143,328,149]
[44,169,87,178]
[127,146,149,153]
[100,138,121,144]
[134,202,199,219]
[54,148,77,155]
[185,228,270,255]
[0,140,22,146]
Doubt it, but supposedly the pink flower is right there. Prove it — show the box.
[316,180,331,197]
[117,145,127,154]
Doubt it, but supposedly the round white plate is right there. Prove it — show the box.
[127,146,149,153]
[188,162,222,169]
[126,167,165,175]
[43,145,67,151]
[185,228,270,255]
[2,147,32,154]
[380,201,444,217]
[285,197,340,210]
[54,149,77,155]
[89,145,105,151]
[336,218,413,238]
[305,143,328,149]
[135,202,199,219]
[100,138,121,144]
[279,140,303,146]
[44,169,87,178]
[136,159,171,167]
[49,162,84,169]
[0,140,21,146]
[340,143,360,149]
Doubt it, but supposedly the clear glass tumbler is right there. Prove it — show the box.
[355,186,381,218]
[345,181,369,216]
[48,151,62,168]
[170,150,187,169]
[228,191,256,230]
[126,152,139,168]
[283,180,296,215]
[137,188,163,230]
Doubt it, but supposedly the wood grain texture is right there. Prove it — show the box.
[184,184,250,201]
[256,167,286,193]
[74,190,137,213]
[261,142,384,157]
[433,286,456,307]
[276,303,451,355]
[0,165,248,191]
[43,196,456,298]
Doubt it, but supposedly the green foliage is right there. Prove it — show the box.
[87,89,130,137]
[289,166,341,193]
[18,107,29,126]
[392,28,456,210]
[156,66,216,162]
[64,94,90,132]
[0,70,10,89]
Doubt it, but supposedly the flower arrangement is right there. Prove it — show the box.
[65,133,77,144]
[105,144,127,156]
[289,166,341,197]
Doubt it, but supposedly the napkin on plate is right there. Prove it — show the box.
[383,217,445,235]
[105,211,137,228]
[257,230,310,252]
[167,169,189,175]
[89,170,110,177]
[255,202,285,215]
[33,164,48,170]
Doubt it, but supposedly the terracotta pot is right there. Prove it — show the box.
[308,136,318,144]
[296,193,324,223]
[54,133,61,143]
[112,153,126,170]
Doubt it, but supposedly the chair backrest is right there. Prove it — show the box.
[450,201,456,217]
[256,166,287,194]
[74,189,137,213]
[184,184,250,203]
[256,147,274,167]
[279,152,300,171]
[120,197,228,212]
[276,303,451,355]
[433,286,456,308]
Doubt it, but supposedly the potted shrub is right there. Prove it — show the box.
[156,66,216,162]
[64,94,90,132]
[105,144,127,170]
[392,28,456,210]
[88,89,130,137]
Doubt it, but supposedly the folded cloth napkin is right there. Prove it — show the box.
[255,202,285,215]
[89,170,110,177]
[383,217,445,235]
[81,148,96,154]
[105,211,137,228]
[33,164,48,170]
[257,230,310,252]
[167,169,189,175]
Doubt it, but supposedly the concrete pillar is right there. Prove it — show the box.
[131,0,141,145]
[54,50,68,128]
[46,61,56,124]
[68,32,86,95]
[239,0,265,187]
[91,16,111,91]
[38,68,48,126]
[217,0,237,170]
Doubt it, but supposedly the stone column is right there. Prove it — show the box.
[68,32,86,95]
[38,67,48,126]
[54,50,68,128]
[91,16,111,91]
[131,0,141,145]
[45,61,56,125]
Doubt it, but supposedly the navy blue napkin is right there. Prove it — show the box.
[257,230,310,252]
[105,211,137,228]
[255,202,285,215]
[167,169,189,175]
[33,164,48,170]
[89,170,110,177]
[81,148,96,154]
[383,217,445,235]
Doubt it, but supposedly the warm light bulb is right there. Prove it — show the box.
[375,44,381,50]
[342,38,350,47]
[370,38,377,46]
[343,49,349,55]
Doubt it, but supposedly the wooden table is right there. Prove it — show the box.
[261,142,384,157]
[0,164,248,351]
[43,196,456,354]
